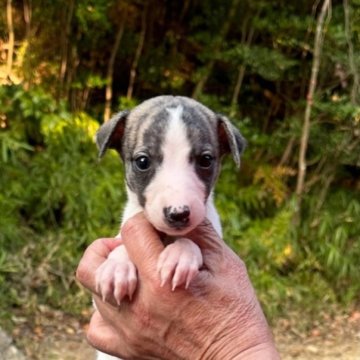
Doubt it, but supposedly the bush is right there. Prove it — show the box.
[0,86,126,317]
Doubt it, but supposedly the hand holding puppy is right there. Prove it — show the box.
[76,213,279,360]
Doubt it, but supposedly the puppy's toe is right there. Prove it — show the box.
[113,261,137,303]
[173,261,199,290]
[95,259,116,302]
[157,238,203,290]
[95,258,138,304]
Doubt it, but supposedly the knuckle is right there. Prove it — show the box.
[86,326,97,346]
[75,260,88,283]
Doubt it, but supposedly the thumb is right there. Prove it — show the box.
[121,212,164,278]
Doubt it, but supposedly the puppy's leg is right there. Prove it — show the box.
[95,197,142,304]
[157,238,203,290]
[95,244,137,305]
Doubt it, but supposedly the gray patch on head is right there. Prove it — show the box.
[124,108,170,207]
[180,103,220,199]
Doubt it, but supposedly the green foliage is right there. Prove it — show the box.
[0,86,126,316]
[118,96,139,111]
[224,45,298,81]
[301,190,360,304]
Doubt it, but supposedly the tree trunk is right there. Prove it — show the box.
[192,0,240,99]
[22,0,32,89]
[126,4,147,100]
[279,136,296,166]
[295,0,331,217]
[230,10,258,117]
[58,0,75,101]
[343,0,359,105]
[230,66,246,117]
[180,0,191,21]
[104,14,127,122]
[6,0,14,81]
[68,45,79,111]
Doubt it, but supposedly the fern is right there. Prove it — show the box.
[254,165,296,206]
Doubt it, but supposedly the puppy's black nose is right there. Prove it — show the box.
[163,206,190,227]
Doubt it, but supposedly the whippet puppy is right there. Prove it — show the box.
[94,96,246,360]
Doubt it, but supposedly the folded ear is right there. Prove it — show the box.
[95,110,129,158]
[217,114,247,168]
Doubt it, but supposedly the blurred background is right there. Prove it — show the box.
[0,0,359,359]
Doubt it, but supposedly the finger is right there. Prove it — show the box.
[76,238,122,292]
[121,213,164,278]
[87,310,130,359]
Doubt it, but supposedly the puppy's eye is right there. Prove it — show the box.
[197,153,214,169]
[134,155,151,171]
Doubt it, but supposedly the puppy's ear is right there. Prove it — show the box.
[217,114,247,168]
[96,110,129,158]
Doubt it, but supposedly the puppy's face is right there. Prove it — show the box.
[125,105,219,235]
[96,96,245,236]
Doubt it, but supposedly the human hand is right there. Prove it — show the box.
[76,213,280,359]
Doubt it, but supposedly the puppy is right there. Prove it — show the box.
[94,96,246,359]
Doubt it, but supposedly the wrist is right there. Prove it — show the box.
[232,342,280,360]
[199,317,279,360]
[201,335,279,360]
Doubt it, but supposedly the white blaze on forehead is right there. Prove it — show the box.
[163,106,190,162]
[143,105,207,235]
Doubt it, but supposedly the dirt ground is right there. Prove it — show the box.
[10,306,360,360]
[273,310,360,360]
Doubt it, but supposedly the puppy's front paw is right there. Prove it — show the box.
[157,238,203,291]
[95,256,137,305]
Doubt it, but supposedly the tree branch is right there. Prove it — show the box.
[126,3,148,100]
[343,0,359,105]
[6,0,14,81]
[192,0,240,99]
[295,0,331,219]
[104,12,127,122]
